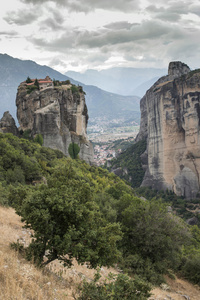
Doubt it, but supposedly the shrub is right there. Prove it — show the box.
[75,270,151,300]
[0,183,9,206]
[26,85,38,94]
[181,253,200,284]
[34,134,43,146]
[71,85,79,94]
[22,129,32,140]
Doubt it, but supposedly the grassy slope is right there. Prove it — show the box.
[0,206,200,299]
[0,206,118,300]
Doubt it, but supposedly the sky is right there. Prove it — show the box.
[1,0,200,73]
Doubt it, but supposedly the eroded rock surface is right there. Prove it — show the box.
[137,61,200,198]
[16,83,94,164]
[0,111,18,136]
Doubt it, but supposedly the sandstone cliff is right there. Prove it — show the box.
[16,81,94,164]
[0,111,18,136]
[136,61,200,199]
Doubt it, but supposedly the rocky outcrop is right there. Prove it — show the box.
[0,111,18,136]
[16,82,94,164]
[137,61,200,198]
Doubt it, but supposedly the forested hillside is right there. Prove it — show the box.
[1,133,200,298]
[106,139,146,188]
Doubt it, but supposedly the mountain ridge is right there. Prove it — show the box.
[65,66,167,97]
[0,54,140,123]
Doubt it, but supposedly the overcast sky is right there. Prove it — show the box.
[1,0,200,73]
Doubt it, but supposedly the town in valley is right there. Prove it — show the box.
[87,116,139,166]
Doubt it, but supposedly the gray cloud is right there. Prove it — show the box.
[39,18,63,31]
[0,30,18,36]
[0,31,18,38]
[4,0,198,71]
[21,0,140,12]
[191,5,200,17]
[26,14,200,71]
[49,57,68,68]
[4,8,39,25]
[4,4,65,31]
[39,7,65,31]
[77,21,184,48]
[28,19,186,51]
[146,1,200,22]
[104,22,139,30]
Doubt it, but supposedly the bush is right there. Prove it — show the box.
[26,85,38,94]
[0,183,9,206]
[181,253,200,284]
[22,129,32,140]
[71,85,79,94]
[6,166,25,184]
[34,134,43,146]
[75,270,151,300]
[118,197,191,284]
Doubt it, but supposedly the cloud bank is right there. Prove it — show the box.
[1,0,200,71]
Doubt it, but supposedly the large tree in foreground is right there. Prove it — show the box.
[14,161,122,267]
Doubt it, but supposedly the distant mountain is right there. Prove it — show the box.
[65,67,167,97]
[84,85,140,120]
[0,54,140,124]
[132,77,160,97]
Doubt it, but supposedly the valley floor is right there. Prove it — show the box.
[0,206,200,299]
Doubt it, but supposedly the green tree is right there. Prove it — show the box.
[13,163,122,267]
[26,76,32,83]
[34,134,43,146]
[34,78,40,90]
[68,142,80,159]
[119,198,191,283]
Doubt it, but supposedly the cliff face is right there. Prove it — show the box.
[137,62,200,199]
[16,83,94,164]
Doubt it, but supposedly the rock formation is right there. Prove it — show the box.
[136,61,200,199]
[0,111,18,136]
[16,80,94,164]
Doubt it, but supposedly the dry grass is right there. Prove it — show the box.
[150,276,200,300]
[0,206,71,299]
[0,206,117,300]
[0,205,200,300]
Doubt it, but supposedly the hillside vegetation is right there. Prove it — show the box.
[106,140,200,224]
[0,133,200,298]
[106,139,146,187]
